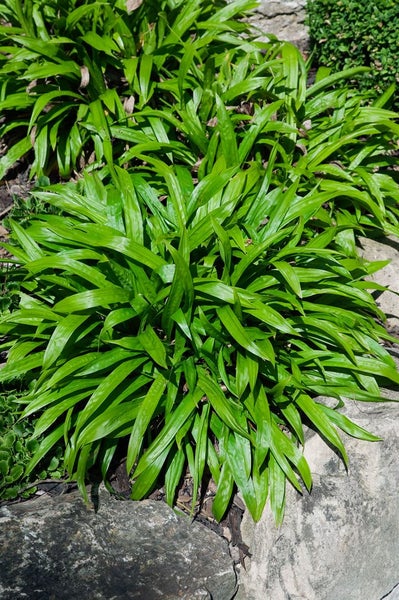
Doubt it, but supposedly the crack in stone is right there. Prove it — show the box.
[253,10,300,17]
[380,582,399,599]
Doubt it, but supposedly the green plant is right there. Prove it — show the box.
[0,0,256,179]
[0,386,64,501]
[1,2,399,522]
[1,132,399,521]
[0,263,21,313]
[306,0,399,106]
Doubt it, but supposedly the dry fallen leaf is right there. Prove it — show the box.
[80,65,90,89]
[126,0,143,13]
[123,95,135,114]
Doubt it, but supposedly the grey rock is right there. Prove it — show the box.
[383,583,399,600]
[0,490,236,600]
[236,401,399,600]
[249,0,309,51]
[359,236,399,333]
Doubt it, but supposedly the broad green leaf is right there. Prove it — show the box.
[8,219,43,260]
[226,431,258,517]
[76,379,151,444]
[74,359,143,435]
[306,67,370,97]
[126,373,167,472]
[54,287,131,313]
[192,403,210,508]
[0,353,44,382]
[318,404,381,441]
[215,94,239,167]
[165,446,186,507]
[138,325,168,368]
[27,255,110,287]
[6,340,43,364]
[241,301,297,335]
[272,261,302,298]
[22,60,81,80]
[77,348,136,376]
[280,402,305,445]
[114,167,143,244]
[43,314,89,369]
[32,387,96,437]
[269,452,286,525]
[75,444,93,503]
[197,368,249,438]
[295,393,348,465]
[271,422,311,492]
[133,387,201,477]
[217,305,274,363]
[41,220,166,269]
[138,53,154,107]
[29,90,82,129]
[252,459,269,521]
[81,31,119,55]
[212,460,235,522]
[131,444,172,500]
[194,280,235,303]
[238,100,283,163]
[162,239,193,339]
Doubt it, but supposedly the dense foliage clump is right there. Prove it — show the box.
[307,0,399,106]
[1,0,399,522]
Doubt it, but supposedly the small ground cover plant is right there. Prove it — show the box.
[306,0,399,107]
[0,385,64,502]
[1,0,399,523]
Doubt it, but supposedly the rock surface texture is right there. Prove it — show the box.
[0,490,236,600]
[249,0,309,51]
[359,236,399,333]
[236,399,399,600]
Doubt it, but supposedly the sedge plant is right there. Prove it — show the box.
[1,1,399,522]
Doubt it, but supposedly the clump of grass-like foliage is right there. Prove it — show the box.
[1,0,399,523]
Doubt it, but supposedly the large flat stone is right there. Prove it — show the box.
[0,490,236,600]
[236,400,399,600]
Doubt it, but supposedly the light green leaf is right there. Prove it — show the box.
[126,373,167,472]
[217,305,274,363]
[212,461,234,522]
[269,452,286,525]
[73,359,143,436]
[318,404,382,441]
[165,447,186,507]
[81,31,119,55]
[133,387,202,477]
[295,393,348,465]
[138,325,168,368]
[54,287,131,313]
[272,261,302,298]
[197,368,249,438]
[0,353,44,382]
[215,94,239,167]
[43,314,89,369]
